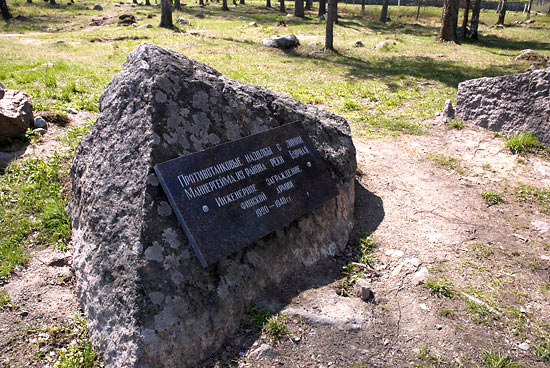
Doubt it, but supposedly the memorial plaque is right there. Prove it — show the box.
[154,122,339,267]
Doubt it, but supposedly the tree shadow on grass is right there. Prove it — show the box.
[280,47,513,88]
[367,20,440,37]
[476,33,550,51]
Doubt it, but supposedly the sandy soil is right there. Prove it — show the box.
[1,118,549,367]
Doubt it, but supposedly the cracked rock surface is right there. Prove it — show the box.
[456,68,550,144]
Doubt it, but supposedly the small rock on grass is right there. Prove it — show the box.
[375,40,391,51]
[354,40,364,47]
[93,4,103,10]
[518,342,530,351]
[34,116,47,129]
[176,17,190,25]
[65,107,78,114]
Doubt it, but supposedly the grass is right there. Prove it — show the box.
[505,132,543,155]
[533,338,550,362]
[48,315,101,368]
[417,346,446,366]
[466,299,496,325]
[263,314,289,343]
[337,234,376,296]
[438,307,455,318]
[426,153,465,174]
[469,242,494,259]
[424,279,454,298]
[514,183,550,214]
[0,289,10,309]
[0,153,67,279]
[481,191,503,206]
[481,351,522,368]
[247,305,272,328]
[447,120,465,129]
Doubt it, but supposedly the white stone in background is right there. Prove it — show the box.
[65,107,77,114]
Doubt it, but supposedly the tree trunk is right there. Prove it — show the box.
[27,0,32,4]
[460,0,470,37]
[334,0,338,24]
[266,0,271,7]
[380,0,389,22]
[496,0,506,24]
[146,0,151,5]
[222,0,228,10]
[305,0,312,10]
[438,0,459,42]
[360,0,365,14]
[318,0,326,16]
[199,0,204,5]
[160,0,173,28]
[50,0,56,5]
[240,0,245,4]
[280,0,285,12]
[173,0,180,10]
[416,0,421,20]
[294,0,304,16]
[526,0,533,18]
[496,0,502,13]
[468,0,480,39]
[325,0,336,49]
[0,0,11,20]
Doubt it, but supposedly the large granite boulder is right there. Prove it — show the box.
[456,68,550,144]
[0,85,33,140]
[69,43,356,367]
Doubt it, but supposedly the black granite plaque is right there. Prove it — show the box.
[154,122,339,267]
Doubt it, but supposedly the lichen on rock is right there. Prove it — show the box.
[70,42,356,367]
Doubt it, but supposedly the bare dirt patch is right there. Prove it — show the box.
[212,120,549,367]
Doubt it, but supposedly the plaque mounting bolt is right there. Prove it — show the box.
[202,205,209,213]
[306,161,312,167]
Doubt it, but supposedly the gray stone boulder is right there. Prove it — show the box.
[33,116,47,129]
[69,43,356,367]
[262,34,300,49]
[515,49,549,69]
[0,86,33,139]
[456,68,550,144]
[176,17,190,25]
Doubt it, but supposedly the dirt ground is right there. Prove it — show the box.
[1,117,549,367]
